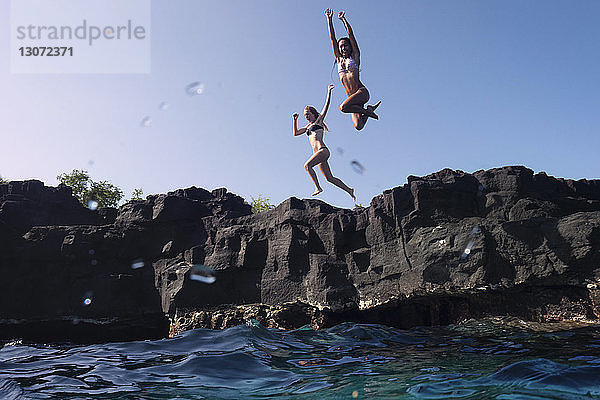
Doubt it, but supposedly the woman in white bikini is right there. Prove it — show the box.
[325,9,380,131]
[292,84,355,201]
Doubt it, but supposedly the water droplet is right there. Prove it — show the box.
[336,147,344,156]
[88,249,95,256]
[83,291,93,306]
[131,258,145,269]
[159,101,169,111]
[88,160,95,166]
[91,259,98,266]
[190,264,216,284]
[350,160,366,175]
[185,81,205,96]
[461,241,475,259]
[87,200,98,210]
[140,116,152,128]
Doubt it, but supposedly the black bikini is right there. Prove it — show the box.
[307,124,323,134]
[306,124,328,151]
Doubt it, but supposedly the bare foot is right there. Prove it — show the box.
[312,188,323,196]
[370,100,381,111]
[349,188,356,202]
[365,105,379,120]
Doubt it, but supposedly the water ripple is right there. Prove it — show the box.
[0,318,599,399]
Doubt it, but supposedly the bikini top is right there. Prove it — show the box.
[337,56,359,73]
[307,123,324,135]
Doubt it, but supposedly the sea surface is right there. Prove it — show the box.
[1,317,600,399]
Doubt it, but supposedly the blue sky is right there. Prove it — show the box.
[1,0,599,208]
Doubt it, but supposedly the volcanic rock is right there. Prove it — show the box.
[1,166,600,342]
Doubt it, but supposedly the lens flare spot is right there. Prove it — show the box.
[159,102,169,111]
[131,258,145,269]
[87,200,98,210]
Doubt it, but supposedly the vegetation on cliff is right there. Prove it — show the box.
[249,194,274,213]
[57,169,124,208]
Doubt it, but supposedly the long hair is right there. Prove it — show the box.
[305,106,328,131]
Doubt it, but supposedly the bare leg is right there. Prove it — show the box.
[318,160,355,201]
[369,100,382,111]
[304,149,330,196]
[351,113,366,131]
[340,88,377,130]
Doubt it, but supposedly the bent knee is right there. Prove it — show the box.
[353,119,365,130]
[304,163,311,171]
[340,103,349,113]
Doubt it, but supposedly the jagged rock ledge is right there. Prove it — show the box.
[1,166,600,343]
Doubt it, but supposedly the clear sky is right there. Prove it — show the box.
[1,0,599,209]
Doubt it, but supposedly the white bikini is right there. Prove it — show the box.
[337,57,359,73]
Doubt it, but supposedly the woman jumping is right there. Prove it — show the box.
[292,84,355,201]
[325,9,380,131]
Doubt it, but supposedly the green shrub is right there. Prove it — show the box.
[131,188,144,201]
[57,169,123,208]
[250,195,274,214]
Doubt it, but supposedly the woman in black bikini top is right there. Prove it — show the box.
[292,84,356,201]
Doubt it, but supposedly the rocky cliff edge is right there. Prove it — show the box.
[1,166,599,342]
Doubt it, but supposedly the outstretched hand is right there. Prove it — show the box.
[292,112,299,120]
[328,84,334,92]
[338,11,345,20]
[325,8,333,18]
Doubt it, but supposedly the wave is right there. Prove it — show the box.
[1,318,599,399]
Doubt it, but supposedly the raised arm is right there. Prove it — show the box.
[325,9,341,59]
[292,113,307,136]
[338,11,360,60]
[317,84,334,123]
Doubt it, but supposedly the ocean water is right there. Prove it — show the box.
[1,318,600,399]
